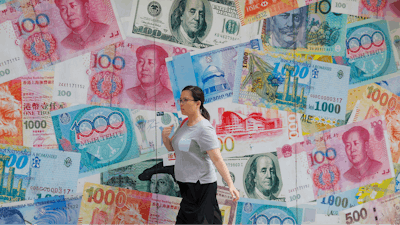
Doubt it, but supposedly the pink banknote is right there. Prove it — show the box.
[277,116,394,207]
[54,37,192,112]
[0,0,123,77]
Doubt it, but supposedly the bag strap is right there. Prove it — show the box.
[180,118,189,128]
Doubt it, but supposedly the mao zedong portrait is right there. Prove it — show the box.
[342,126,383,183]
[55,0,110,50]
[245,154,284,201]
[126,45,174,106]
[0,208,26,224]
[170,0,209,47]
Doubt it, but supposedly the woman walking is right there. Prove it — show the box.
[162,85,240,224]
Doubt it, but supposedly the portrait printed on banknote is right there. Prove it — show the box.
[263,6,308,49]
[243,153,285,201]
[54,0,111,51]
[169,0,213,48]
[124,44,175,108]
[101,159,181,197]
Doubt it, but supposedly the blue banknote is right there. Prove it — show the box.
[306,60,350,120]
[0,194,82,224]
[316,188,359,216]
[167,39,262,110]
[0,144,80,203]
[346,19,398,88]
[235,198,316,224]
[52,105,180,178]
[376,75,400,96]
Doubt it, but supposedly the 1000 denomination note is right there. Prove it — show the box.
[262,1,348,56]
[128,0,262,48]
[348,83,400,164]
[0,0,124,80]
[0,144,81,203]
[206,98,302,158]
[277,116,394,207]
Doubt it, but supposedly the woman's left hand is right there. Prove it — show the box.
[228,185,240,202]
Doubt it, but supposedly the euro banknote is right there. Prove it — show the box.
[0,194,82,224]
[339,191,400,224]
[0,144,81,203]
[276,116,394,207]
[78,182,238,224]
[205,98,303,158]
[128,0,262,48]
[53,36,194,112]
[235,197,317,224]
[0,69,69,149]
[234,0,319,25]
[348,83,400,163]
[215,153,286,202]
[51,105,180,177]
[262,1,348,56]
[345,19,398,88]
[0,0,124,83]
[332,0,400,23]
[234,48,350,119]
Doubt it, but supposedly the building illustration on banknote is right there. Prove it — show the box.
[0,154,26,202]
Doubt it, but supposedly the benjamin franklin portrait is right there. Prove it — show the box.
[244,153,284,201]
[169,0,212,48]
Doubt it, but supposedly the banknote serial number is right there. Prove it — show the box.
[309,94,343,103]
[58,83,85,89]
[0,57,20,67]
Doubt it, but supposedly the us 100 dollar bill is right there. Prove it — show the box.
[127,0,262,48]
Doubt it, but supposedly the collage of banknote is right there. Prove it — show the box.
[2,0,400,223]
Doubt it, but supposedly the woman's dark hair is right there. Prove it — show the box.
[182,85,210,120]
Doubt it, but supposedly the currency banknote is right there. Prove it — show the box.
[0,144,81,203]
[300,114,346,136]
[375,73,400,95]
[167,39,261,108]
[317,163,400,216]
[215,153,286,202]
[0,0,124,82]
[51,105,180,177]
[206,98,303,158]
[388,22,400,69]
[52,37,192,112]
[277,116,394,207]
[348,83,400,163]
[100,158,182,198]
[0,69,69,149]
[235,198,317,224]
[127,0,262,48]
[332,0,400,23]
[234,49,350,119]
[262,1,348,56]
[78,182,237,224]
[345,19,398,88]
[339,191,400,224]
[0,194,82,224]
[234,0,318,25]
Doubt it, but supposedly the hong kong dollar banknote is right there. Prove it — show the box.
[53,36,192,112]
[262,0,348,56]
[0,68,69,149]
[127,0,262,48]
[51,105,180,177]
[0,0,124,83]
[277,116,394,207]
[0,144,81,203]
[0,194,82,224]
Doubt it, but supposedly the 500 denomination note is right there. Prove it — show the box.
[128,0,262,48]
[277,116,394,207]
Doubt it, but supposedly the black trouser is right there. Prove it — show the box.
[176,180,222,224]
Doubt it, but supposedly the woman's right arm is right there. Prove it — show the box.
[162,125,175,152]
